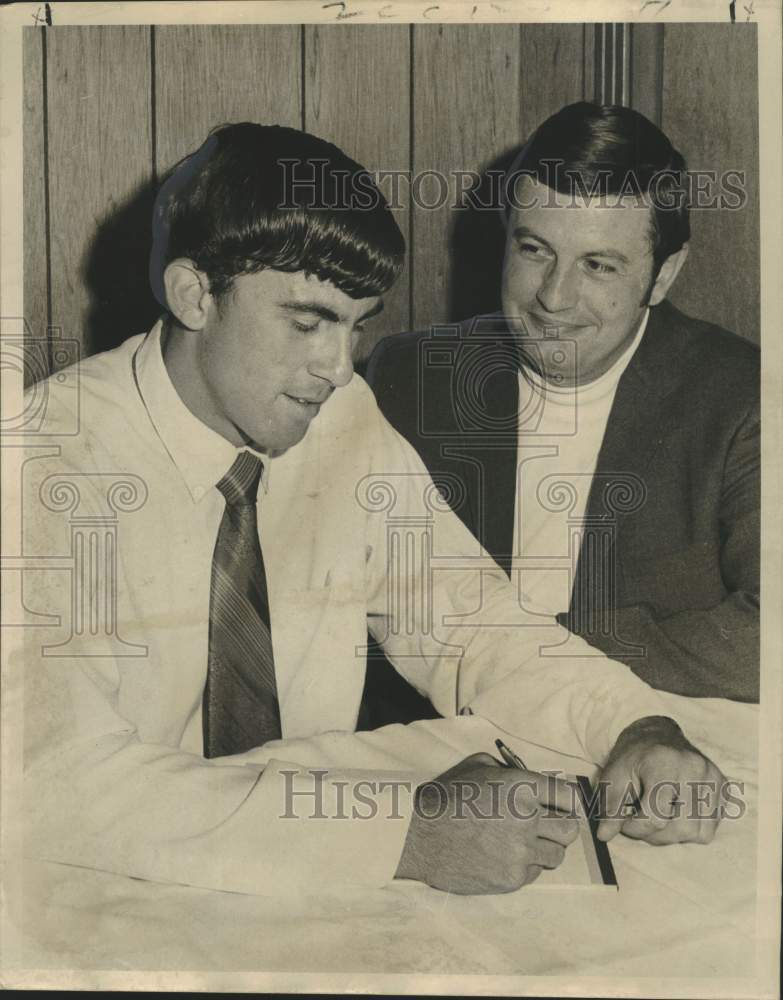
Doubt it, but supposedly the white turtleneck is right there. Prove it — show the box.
[511,310,649,616]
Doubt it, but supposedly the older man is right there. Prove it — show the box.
[367,101,759,708]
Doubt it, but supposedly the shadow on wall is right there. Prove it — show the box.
[83,179,161,357]
[82,145,520,360]
[446,146,519,324]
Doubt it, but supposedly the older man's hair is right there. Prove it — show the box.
[504,101,690,272]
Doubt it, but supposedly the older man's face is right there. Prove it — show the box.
[501,176,659,386]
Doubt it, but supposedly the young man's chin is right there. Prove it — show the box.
[264,422,312,455]
[239,408,316,455]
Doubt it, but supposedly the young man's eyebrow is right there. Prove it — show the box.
[279,299,384,325]
[280,301,341,323]
[511,227,631,265]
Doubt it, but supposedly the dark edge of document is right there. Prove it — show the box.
[576,774,619,889]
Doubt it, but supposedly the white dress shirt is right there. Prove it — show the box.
[512,313,649,615]
[20,319,670,895]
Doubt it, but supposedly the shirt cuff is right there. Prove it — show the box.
[209,759,430,894]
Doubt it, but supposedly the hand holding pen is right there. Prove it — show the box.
[495,737,528,771]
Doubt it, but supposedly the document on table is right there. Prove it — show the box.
[534,774,618,891]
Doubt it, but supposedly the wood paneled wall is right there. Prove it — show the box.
[658,24,759,342]
[23,22,759,385]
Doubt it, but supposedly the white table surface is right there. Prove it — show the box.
[3,695,776,997]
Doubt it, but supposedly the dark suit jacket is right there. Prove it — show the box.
[363,300,759,705]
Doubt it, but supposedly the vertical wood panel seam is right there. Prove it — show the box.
[621,24,626,104]
[150,26,157,183]
[517,23,523,138]
[622,24,629,105]
[41,28,53,369]
[582,23,587,100]
[657,25,665,126]
[408,24,414,331]
[624,24,631,106]
[300,26,306,131]
[611,25,617,104]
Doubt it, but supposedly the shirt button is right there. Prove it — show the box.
[193,485,205,500]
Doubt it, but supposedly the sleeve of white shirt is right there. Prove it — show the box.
[19,460,416,896]
[362,392,674,765]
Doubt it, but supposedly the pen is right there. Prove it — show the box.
[495,738,529,771]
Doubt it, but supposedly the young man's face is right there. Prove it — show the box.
[194,269,381,452]
[501,176,662,386]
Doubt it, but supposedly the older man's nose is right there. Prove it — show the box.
[536,262,579,314]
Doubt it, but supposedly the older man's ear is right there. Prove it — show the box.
[648,244,689,307]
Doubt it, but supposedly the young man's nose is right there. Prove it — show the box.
[535,261,579,314]
[310,330,354,388]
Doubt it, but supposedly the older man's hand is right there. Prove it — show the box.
[596,716,727,846]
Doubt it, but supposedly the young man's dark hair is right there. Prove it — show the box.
[149,122,405,307]
[504,101,690,274]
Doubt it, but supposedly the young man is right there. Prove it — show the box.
[22,122,725,898]
[367,102,759,711]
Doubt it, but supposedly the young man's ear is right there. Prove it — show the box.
[648,244,689,307]
[163,259,213,330]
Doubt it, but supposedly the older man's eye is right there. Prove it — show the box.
[585,259,617,275]
[293,319,319,333]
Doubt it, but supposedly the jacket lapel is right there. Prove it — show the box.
[570,301,692,621]
[447,314,520,577]
[472,368,519,577]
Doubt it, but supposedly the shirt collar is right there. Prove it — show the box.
[132,319,270,504]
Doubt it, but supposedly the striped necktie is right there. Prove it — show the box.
[203,450,281,758]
